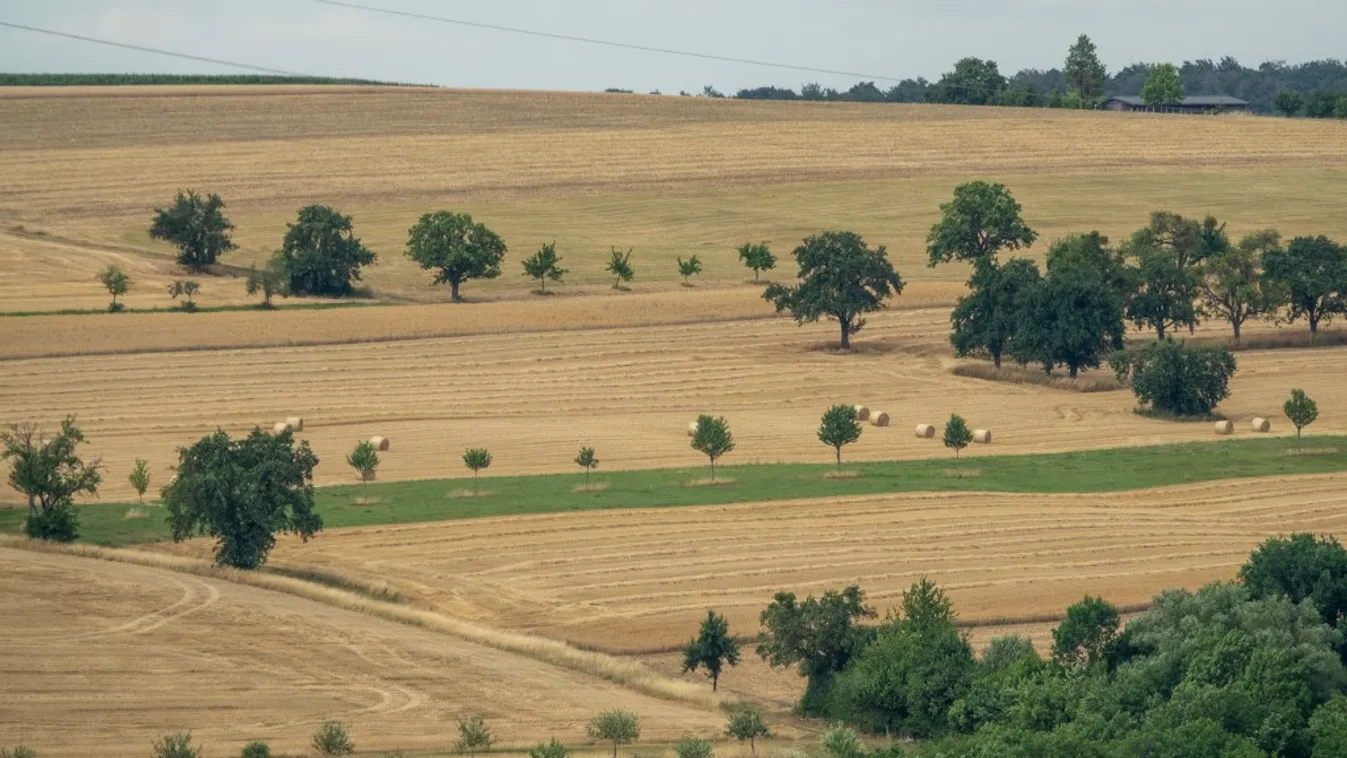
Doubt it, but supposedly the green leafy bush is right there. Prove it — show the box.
[311,721,354,756]
[1110,340,1236,416]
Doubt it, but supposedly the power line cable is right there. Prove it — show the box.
[313,0,909,83]
[0,20,314,77]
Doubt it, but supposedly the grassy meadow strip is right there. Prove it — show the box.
[4,436,1343,547]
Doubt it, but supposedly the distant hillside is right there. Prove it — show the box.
[0,73,419,86]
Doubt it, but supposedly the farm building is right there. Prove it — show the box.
[1102,95,1250,114]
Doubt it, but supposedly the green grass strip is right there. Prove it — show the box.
[3,436,1343,547]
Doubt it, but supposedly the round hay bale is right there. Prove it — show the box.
[687,421,699,437]
[915,424,936,439]
[1214,420,1234,436]
[369,435,390,451]
[853,405,871,422]
[1251,417,1271,433]
[272,421,294,435]
[870,412,891,428]
[973,429,992,444]
[285,416,304,432]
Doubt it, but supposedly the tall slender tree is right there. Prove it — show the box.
[1064,34,1108,102]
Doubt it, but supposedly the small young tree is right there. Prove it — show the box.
[129,458,151,504]
[97,264,131,312]
[1109,341,1237,417]
[943,414,973,461]
[240,742,272,758]
[674,738,714,758]
[737,242,776,280]
[607,247,635,289]
[405,210,507,301]
[574,446,599,487]
[521,242,567,294]
[691,415,735,481]
[346,440,379,489]
[152,732,201,758]
[1284,389,1319,442]
[245,256,288,308]
[529,739,568,758]
[683,609,741,692]
[817,404,862,471]
[819,724,864,758]
[725,707,771,756]
[587,710,640,758]
[149,189,237,271]
[456,715,495,756]
[463,448,492,494]
[2,417,101,542]
[1274,90,1304,117]
[167,279,200,312]
[677,255,703,285]
[278,204,377,296]
[311,721,354,756]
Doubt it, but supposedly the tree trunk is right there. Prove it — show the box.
[1310,312,1320,342]
[1069,364,1080,379]
[1156,323,1167,341]
[539,278,545,294]
[474,470,479,495]
[839,320,851,350]
[750,736,755,756]
[1232,318,1242,346]
[835,448,841,471]
[585,467,590,486]
[710,458,716,481]
[992,348,1002,369]
[712,672,719,692]
[612,742,618,758]
[451,280,461,301]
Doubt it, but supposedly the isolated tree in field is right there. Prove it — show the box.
[149,190,236,270]
[1141,63,1184,105]
[97,264,131,312]
[529,739,568,758]
[463,448,492,494]
[725,707,770,756]
[943,414,973,461]
[1262,235,1347,340]
[757,585,876,714]
[1,417,101,542]
[1284,389,1319,442]
[950,257,1041,368]
[606,247,635,289]
[163,427,321,569]
[167,279,200,311]
[278,204,376,296]
[764,231,904,350]
[691,415,734,481]
[346,440,379,489]
[405,210,507,301]
[738,241,776,280]
[817,404,862,471]
[1051,595,1120,668]
[311,721,354,756]
[683,609,741,692]
[1011,260,1127,378]
[1200,229,1284,345]
[245,256,288,308]
[521,242,567,294]
[574,446,598,487]
[456,715,494,756]
[587,710,640,758]
[152,731,201,758]
[1109,340,1237,416]
[1064,34,1107,102]
[677,255,703,285]
[1274,90,1304,117]
[926,181,1037,268]
[129,458,151,504]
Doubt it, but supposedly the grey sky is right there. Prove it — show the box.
[1,1,1343,92]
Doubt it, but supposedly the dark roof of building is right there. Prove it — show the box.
[1106,95,1249,107]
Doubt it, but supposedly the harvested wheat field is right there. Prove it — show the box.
[2,88,1346,309]
[2,303,1343,501]
[241,474,1347,657]
[0,546,726,758]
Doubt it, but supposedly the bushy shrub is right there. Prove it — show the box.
[528,739,567,758]
[152,733,200,758]
[1,746,38,758]
[674,737,714,758]
[821,724,864,758]
[456,715,494,755]
[23,503,79,542]
[311,721,354,756]
[1110,340,1236,416]
[240,741,271,758]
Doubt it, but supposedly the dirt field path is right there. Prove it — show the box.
[0,547,724,757]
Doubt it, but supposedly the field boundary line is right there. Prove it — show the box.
[0,537,724,709]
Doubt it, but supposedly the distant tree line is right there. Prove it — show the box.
[0,73,408,86]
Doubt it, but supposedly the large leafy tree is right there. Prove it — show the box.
[682,609,741,691]
[764,231,904,350]
[405,211,507,301]
[1123,212,1221,339]
[926,181,1038,268]
[1240,533,1347,630]
[949,258,1041,367]
[1011,259,1127,379]
[148,190,237,271]
[757,584,877,714]
[1,417,101,542]
[1063,34,1108,101]
[163,428,322,569]
[1141,63,1184,105]
[1201,229,1285,344]
[1262,235,1347,339]
[1109,340,1237,416]
[278,205,376,296]
[928,57,1006,105]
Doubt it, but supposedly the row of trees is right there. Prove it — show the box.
[752,534,1347,756]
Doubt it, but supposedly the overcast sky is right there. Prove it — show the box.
[2,1,1344,92]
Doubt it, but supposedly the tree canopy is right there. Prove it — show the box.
[764,231,904,350]
[1064,34,1107,100]
[97,264,131,312]
[817,404,862,470]
[1,417,100,542]
[405,211,507,301]
[1263,235,1347,338]
[928,57,1006,105]
[757,584,876,714]
[148,190,237,271]
[682,609,741,692]
[738,242,776,280]
[690,415,734,480]
[521,242,567,294]
[1200,229,1285,344]
[949,258,1041,368]
[1010,257,1127,379]
[926,181,1037,267]
[278,205,376,296]
[1110,340,1237,417]
[1141,63,1185,105]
